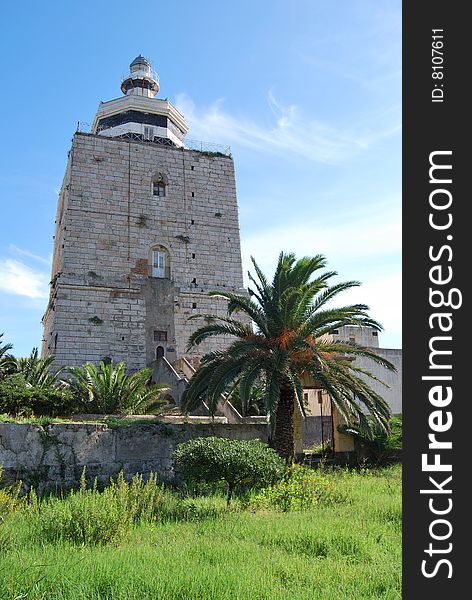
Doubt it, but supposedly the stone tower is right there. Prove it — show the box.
[42,55,247,372]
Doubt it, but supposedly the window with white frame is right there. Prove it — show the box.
[150,246,170,278]
[144,126,154,140]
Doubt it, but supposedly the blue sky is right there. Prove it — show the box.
[0,0,401,356]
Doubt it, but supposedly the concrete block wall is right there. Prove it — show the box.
[0,421,269,491]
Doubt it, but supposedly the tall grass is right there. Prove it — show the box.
[0,465,401,599]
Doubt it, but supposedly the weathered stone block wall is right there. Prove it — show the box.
[0,422,269,491]
[42,133,249,370]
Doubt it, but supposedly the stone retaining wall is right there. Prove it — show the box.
[0,421,268,491]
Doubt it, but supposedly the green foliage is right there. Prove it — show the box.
[67,361,168,414]
[0,343,73,416]
[30,471,226,545]
[0,466,23,523]
[339,415,402,464]
[0,465,401,599]
[306,440,333,455]
[174,437,284,505]
[0,374,76,417]
[0,333,16,380]
[182,252,395,460]
[15,347,65,389]
[248,464,346,511]
[228,380,267,416]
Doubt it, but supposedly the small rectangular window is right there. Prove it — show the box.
[331,329,339,334]
[153,182,166,197]
[192,302,197,309]
[154,330,167,342]
[144,126,154,140]
[152,250,166,277]
[372,331,378,337]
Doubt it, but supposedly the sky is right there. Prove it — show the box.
[0,0,401,356]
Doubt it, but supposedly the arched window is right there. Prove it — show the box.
[150,245,170,278]
[156,346,165,359]
[152,171,167,197]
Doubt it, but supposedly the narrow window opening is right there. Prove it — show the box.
[153,181,166,197]
[192,302,197,309]
[191,191,195,197]
[144,126,154,140]
[191,219,195,224]
[151,246,170,278]
[191,165,195,171]
[192,253,195,259]
[154,330,167,342]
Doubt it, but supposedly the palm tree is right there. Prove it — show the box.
[0,333,16,380]
[67,361,168,415]
[181,252,395,460]
[15,348,64,389]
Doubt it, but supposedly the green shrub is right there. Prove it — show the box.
[248,464,346,511]
[31,470,227,545]
[67,361,167,414]
[173,437,284,506]
[0,374,76,417]
[0,466,22,522]
[339,415,402,465]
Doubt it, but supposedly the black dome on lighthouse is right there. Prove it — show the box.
[130,54,151,68]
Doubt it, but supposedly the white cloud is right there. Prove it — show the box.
[241,203,401,275]
[240,203,402,346]
[9,244,52,265]
[0,259,49,299]
[176,92,400,164]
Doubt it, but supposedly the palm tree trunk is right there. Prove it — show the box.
[273,382,295,461]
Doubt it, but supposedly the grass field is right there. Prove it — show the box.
[0,465,401,599]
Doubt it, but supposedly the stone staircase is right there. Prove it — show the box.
[151,356,244,423]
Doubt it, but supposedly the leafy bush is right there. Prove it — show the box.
[0,374,76,417]
[31,470,226,545]
[67,361,168,414]
[33,471,158,545]
[173,437,284,506]
[339,415,402,464]
[248,464,346,511]
[0,333,16,380]
[15,348,64,389]
[0,466,22,522]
